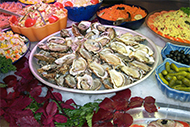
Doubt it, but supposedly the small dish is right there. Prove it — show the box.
[96,3,148,30]
[65,0,102,22]
[161,42,190,61]
[155,58,190,102]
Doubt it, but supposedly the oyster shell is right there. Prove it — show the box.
[79,45,93,60]
[129,50,155,64]
[129,60,152,73]
[77,21,91,35]
[69,57,87,76]
[55,53,76,65]
[60,29,71,38]
[55,75,65,86]
[120,65,142,79]
[84,39,102,53]
[88,61,108,79]
[110,41,135,56]
[76,74,93,90]
[134,44,154,56]
[47,36,66,45]
[108,69,127,88]
[65,74,77,88]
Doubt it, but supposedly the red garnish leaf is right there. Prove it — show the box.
[93,121,113,127]
[61,99,76,109]
[0,88,7,99]
[92,108,113,123]
[14,56,28,71]
[51,92,62,101]
[111,88,131,101]
[16,115,41,127]
[42,115,53,125]
[99,97,114,111]
[3,75,17,87]
[128,97,144,109]
[30,85,42,98]
[54,114,67,123]
[112,99,129,110]
[46,101,57,116]
[0,99,7,108]
[113,112,133,127]
[144,102,157,113]
[9,96,32,110]
[144,96,156,103]
[6,91,20,100]
[7,109,33,119]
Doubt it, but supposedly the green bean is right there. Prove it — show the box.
[159,73,169,85]
[185,73,190,79]
[170,63,179,72]
[177,75,185,80]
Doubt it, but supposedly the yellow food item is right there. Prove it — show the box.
[19,0,54,4]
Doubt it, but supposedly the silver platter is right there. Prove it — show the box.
[29,25,159,94]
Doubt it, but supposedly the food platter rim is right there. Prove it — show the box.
[29,25,159,94]
[145,10,190,46]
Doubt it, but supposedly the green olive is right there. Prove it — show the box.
[185,73,190,79]
[177,75,185,80]
[165,75,173,81]
[173,86,190,92]
[169,76,177,87]
[168,71,187,76]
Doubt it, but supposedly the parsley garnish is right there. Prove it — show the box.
[180,7,190,15]
[0,55,16,73]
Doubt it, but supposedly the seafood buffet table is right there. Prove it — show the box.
[24,19,190,107]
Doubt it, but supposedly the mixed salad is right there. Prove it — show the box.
[57,0,100,7]
[11,2,67,27]
[0,31,28,62]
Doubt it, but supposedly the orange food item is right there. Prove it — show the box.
[97,4,147,21]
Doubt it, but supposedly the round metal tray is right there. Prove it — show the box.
[29,25,159,94]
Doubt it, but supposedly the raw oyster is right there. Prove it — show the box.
[129,60,152,73]
[60,29,71,38]
[69,57,87,76]
[119,65,142,79]
[65,74,77,88]
[76,74,93,90]
[84,39,102,53]
[79,45,93,60]
[55,75,65,86]
[72,24,83,37]
[110,41,135,56]
[96,35,111,46]
[55,53,76,65]
[108,69,127,88]
[88,61,108,79]
[134,43,154,56]
[129,50,155,64]
[47,36,66,45]
[77,21,91,35]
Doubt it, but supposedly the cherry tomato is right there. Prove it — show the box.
[11,16,18,25]
[176,120,190,127]
[25,18,36,27]
[54,2,63,8]
[64,1,73,7]
[90,0,99,4]
[48,15,59,23]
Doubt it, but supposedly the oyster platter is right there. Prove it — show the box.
[29,21,159,94]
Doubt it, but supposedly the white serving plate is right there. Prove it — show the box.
[29,25,159,94]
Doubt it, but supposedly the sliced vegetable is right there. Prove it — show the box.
[90,0,99,4]
[25,18,36,27]
[48,15,59,23]
[54,2,63,9]
[64,1,73,7]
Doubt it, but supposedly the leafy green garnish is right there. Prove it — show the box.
[180,7,190,15]
[0,55,16,73]
[55,100,101,127]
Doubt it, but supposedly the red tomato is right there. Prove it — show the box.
[25,18,36,27]
[11,16,18,25]
[48,15,59,23]
[90,0,99,4]
[176,121,190,127]
[64,1,73,7]
[54,2,63,8]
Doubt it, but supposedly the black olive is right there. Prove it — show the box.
[180,50,185,54]
[186,54,190,59]
[161,119,168,125]
[181,54,186,59]
[117,7,125,10]
[184,58,189,64]
[170,50,174,54]
[177,56,181,61]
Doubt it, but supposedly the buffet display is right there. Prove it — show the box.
[0,0,190,126]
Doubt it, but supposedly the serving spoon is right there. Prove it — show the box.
[0,7,23,17]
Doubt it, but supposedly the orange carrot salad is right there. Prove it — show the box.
[97,4,147,21]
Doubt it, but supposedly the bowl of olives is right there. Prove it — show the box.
[161,42,190,65]
[155,58,190,102]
